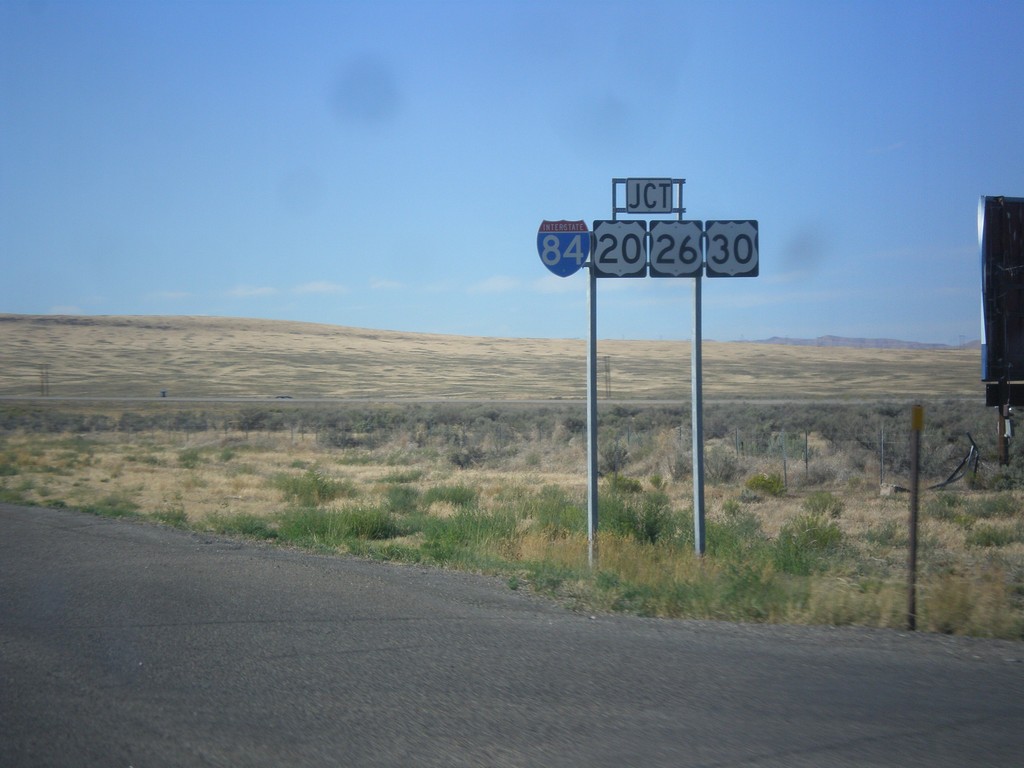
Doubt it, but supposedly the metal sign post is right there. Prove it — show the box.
[692,274,706,553]
[586,265,599,567]
[538,179,757,560]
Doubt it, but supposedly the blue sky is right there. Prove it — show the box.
[2,0,1021,344]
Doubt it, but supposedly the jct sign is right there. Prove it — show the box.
[626,178,674,213]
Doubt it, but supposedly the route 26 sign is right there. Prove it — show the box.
[648,220,704,277]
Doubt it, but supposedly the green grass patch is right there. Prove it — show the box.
[523,560,582,595]
[525,485,584,538]
[178,448,202,469]
[422,508,518,565]
[153,506,189,527]
[274,468,357,506]
[207,512,278,540]
[802,490,844,518]
[421,484,477,509]
[600,490,676,544]
[80,493,140,519]
[0,453,19,476]
[969,494,1020,519]
[380,469,424,484]
[385,484,420,514]
[588,544,799,623]
[356,540,424,563]
[276,506,402,549]
[707,505,767,560]
[126,452,164,467]
[605,473,643,494]
[966,522,1024,548]
[335,452,376,466]
[341,507,404,540]
[863,517,908,547]
[773,513,843,575]
[0,481,31,505]
[925,493,973,528]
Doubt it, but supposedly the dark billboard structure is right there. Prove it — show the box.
[980,196,1024,391]
[980,196,1024,463]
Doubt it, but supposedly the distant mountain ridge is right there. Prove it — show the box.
[749,335,980,351]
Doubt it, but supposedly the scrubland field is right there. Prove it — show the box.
[2,314,1021,638]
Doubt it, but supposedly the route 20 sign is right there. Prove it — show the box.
[592,220,647,277]
[537,220,589,277]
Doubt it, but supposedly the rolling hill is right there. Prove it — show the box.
[0,314,983,402]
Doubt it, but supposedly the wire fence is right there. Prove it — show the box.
[707,427,983,489]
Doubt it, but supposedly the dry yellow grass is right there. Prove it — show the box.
[0,314,979,401]
[0,428,588,526]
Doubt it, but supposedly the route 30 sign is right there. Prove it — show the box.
[592,220,648,277]
[537,220,589,277]
[704,220,759,277]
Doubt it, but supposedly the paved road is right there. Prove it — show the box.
[2,504,1022,767]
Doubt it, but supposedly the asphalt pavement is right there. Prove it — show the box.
[2,503,1022,767]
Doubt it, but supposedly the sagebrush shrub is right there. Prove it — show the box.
[600,440,629,475]
[606,473,643,494]
[802,491,844,518]
[746,472,786,497]
[704,446,740,484]
[178,448,202,469]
